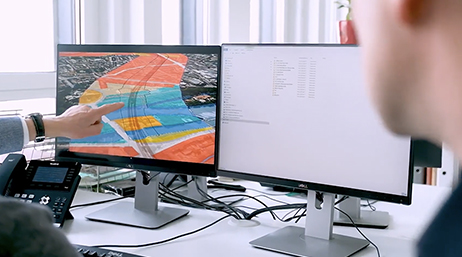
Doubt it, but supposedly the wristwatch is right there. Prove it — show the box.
[27,112,45,142]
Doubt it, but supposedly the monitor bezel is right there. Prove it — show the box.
[55,44,220,177]
[216,43,414,205]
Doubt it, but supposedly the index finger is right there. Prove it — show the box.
[91,102,125,116]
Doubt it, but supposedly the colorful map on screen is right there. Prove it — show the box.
[57,52,218,164]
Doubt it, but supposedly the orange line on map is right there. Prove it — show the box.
[98,53,188,89]
[69,146,139,157]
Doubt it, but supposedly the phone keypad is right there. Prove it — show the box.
[13,193,35,199]
[12,193,36,204]
[12,193,70,222]
[52,197,68,219]
[39,195,51,205]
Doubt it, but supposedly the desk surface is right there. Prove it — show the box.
[64,182,451,257]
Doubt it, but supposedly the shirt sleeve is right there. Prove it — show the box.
[0,116,26,155]
[417,182,462,256]
[20,116,30,147]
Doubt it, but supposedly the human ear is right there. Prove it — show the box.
[397,0,429,25]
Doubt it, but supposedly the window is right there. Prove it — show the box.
[0,0,56,101]
[0,0,55,72]
[80,0,181,45]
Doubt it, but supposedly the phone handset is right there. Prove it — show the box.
[0,154,27,195]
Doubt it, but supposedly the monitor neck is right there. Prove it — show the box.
[305,191,335,240]
[134,170,160,212]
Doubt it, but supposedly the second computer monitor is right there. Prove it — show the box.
[218,44,413,204]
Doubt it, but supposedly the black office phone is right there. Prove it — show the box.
[0,154,81,227]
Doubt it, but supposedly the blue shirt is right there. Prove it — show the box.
[418,181,462,256]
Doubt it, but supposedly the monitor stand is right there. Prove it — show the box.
[163,175,209,202]
[86,171,189,229]
[165,175,244,207]
[186,175,208,202]
[250,191,369,257]
[334,196,389,229]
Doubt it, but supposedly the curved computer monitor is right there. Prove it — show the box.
[55,44,220,228]
[217,44,413,256]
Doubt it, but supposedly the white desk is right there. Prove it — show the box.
[64,182,451,257]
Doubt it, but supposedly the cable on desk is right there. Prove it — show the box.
[291,207,306,223]
[361,199,377,211]
[240,202,310,223]
[281,206,304,222]
[159,183,250,220]
[160,179,299,221]
[245,203,308,220]
[160,185,288,221]
[203,193,314,222]
[92,214,233,249]
[173,180,247,219]
[70,196,129,209]
[233,205,259,211]
[158,183,244,220]
[202,193,275,211]
[335,195,349,205]
[294,209,306,223]
[195,179,247,219]
[160,185,223,210]
[169,178,194,191]
[199,193,278,220]
[197,180,256,220]
[334,207,381,257]
[233,204,306,223]
[159,182,204,207]
[249,193,291,205]
[241,194,351,222]
[159,189,207,210]
[162,174,181,188]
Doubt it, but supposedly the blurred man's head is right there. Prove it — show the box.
[352,0,462,147]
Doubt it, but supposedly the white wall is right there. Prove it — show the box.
[0,73,55,101]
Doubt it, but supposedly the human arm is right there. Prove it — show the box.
[0,116,27,155]
[25,102,124,141]
[0,102,123,156]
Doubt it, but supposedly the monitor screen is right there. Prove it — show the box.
[55,45,219,177]
[217,44,413,204]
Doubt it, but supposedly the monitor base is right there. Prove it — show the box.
[86,171,189,229]
[250,226,369,257]
[86,201,189,229]
[334,209,389,229]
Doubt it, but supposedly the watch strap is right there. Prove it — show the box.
[28,113,45,142]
